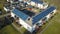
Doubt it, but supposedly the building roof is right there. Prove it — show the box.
[31,0,43,4]
[19,9,35,17]
[13,9,29,20]
[32,6,56,24]
[16,5,35,17]
[10,0,18,2]
[12,6,56,25]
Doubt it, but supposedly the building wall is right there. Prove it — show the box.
[19,18,32,32]
[30,1,43,8]
[10,8,56,33]
[52,9,57,14]
[46,9,57,20]
[37,3,43,9]
[4,7,9,12]
[30,1,48,9]
[7,0,13,3]
[11,12,15,17]
[43,4,48,9]
[46,13,51,20]
[30,1,36,6]
[19,0,23,1]
[7,0,10,2]
[32,9,56,32]
[11,12,32,32]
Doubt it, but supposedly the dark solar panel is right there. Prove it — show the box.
[32,6,56,24]
[16,7,35,17]
[13,9,29,20]
[32,0,43,4]
[20,9,35,17]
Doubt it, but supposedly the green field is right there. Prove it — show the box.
[42,11,60,34]
[42,0,60,34]
[0,25,21,34]
[0,0,20,34]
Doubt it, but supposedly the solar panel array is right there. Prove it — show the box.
[20,9,35,17]
[13,9,29,20]
[32,0,43,4]
[32,6,56,24]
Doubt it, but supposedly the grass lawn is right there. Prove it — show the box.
[0,0,6,14]
[42,0,60,34]
[0,0,26,34]
[20,27,26,32]
[42,11,60,34]
[0,25,21,34]
[43,0,60,10]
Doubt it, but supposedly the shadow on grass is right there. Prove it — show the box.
[23,30,32,34]
[0,17,14,30]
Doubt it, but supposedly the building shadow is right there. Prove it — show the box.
[23,28,42,34]
[0,16,14,30]
[23,29,40,34]
[23,30,32,34]
[23,26,42,34]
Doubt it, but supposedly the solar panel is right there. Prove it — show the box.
[20,9,35,17]
[32,6,56,24]
[32,0,43,4]
[13,9,29,20]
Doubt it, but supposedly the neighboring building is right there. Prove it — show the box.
[7,0,19,3]
[7,0,48,9]
[30,0,48,9]
[4,3,13,12]
[10,6,56,32]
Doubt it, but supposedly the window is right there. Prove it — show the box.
[7,11,11,13]
[27,27,30,29]
[14,15,19,20]
[42,17,47,21]
[14,15,17,18]
[28,18,30,21]
[50,12,54,14]
[36,23,39,25]
[43,4,46,6]
[10,17,14,22]
[16,17,19,20]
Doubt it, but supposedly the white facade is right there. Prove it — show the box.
[30,1,36,6]
[19,18,32,32]
[4,7,10,12]
[33,9,57,31]
[37,4,43,9]
[7,0,10,2]
[46,9,57,20]
[52,9,57,14]
[30,1,48,9]
[10,9,56,32]
[11,12,33,32]
[7,0,13,3]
